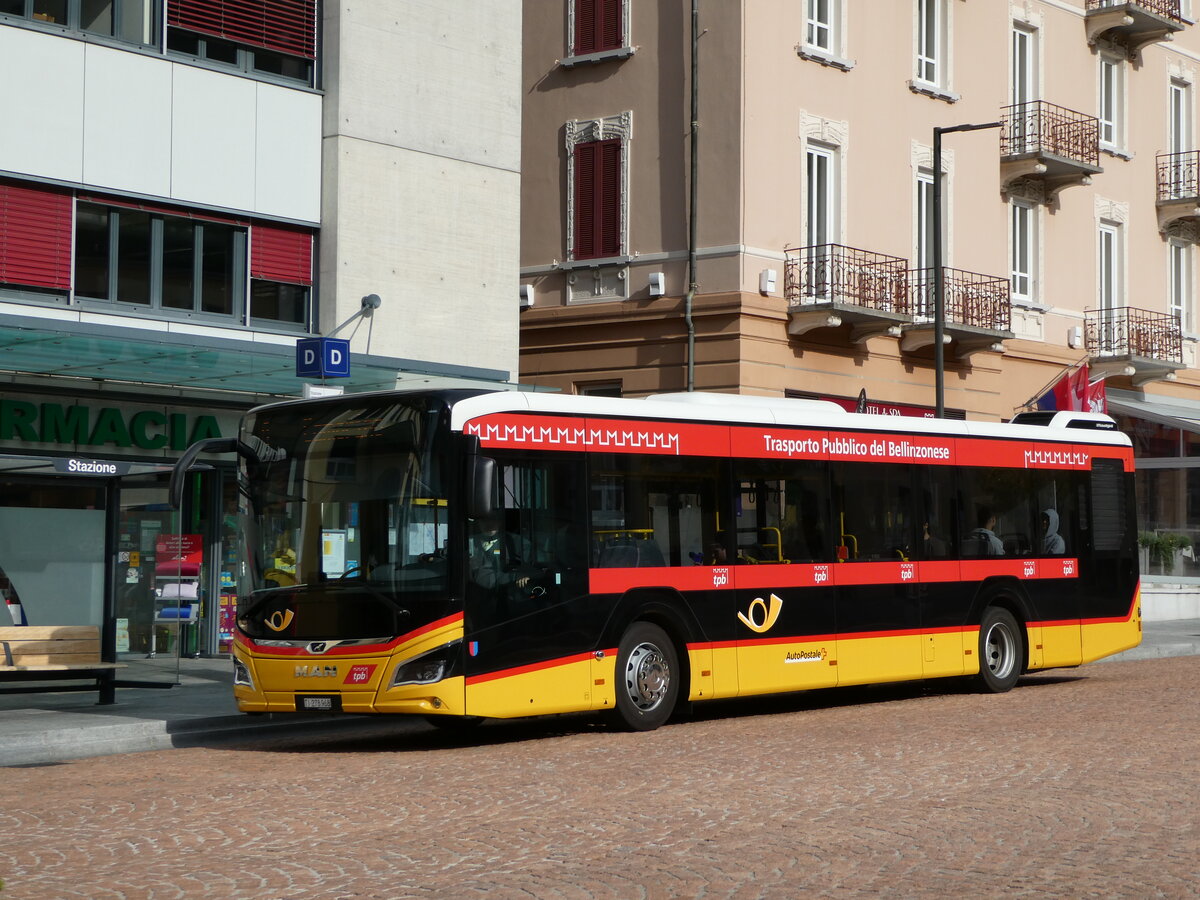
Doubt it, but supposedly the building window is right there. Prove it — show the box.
[1099,54,1124,151]
[0,180,73,294]
[0,0,155,46]
[566,113,631,264]
[806,0,833,51]
[805,144,836,249]
[1098,221,1122,314]
[73,200,312,328]
[577,381,622,397]
[166,0,317,86]
[1012,24,1036,106]
[1171,79,1191,155]
[1011,199,1036,304]
[914,169,936,317]
[566,0,631,62]
[916,0,944,87]
[1170,239,1192,333]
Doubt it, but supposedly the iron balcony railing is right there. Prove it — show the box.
[1085,307,1183,362]
[1001,101,1100,168]
[784,244,909,313]
[1156,150,1200,202]
[1085,0,1185,25]
[909,268,1012,332]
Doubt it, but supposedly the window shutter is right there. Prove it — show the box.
[599,140,622,257]
[573,139,622,261]
[573,142,597,259]
[0,181,72,291]
[167,0,318,59]
[575,0,621,55]
[251,223,313,285]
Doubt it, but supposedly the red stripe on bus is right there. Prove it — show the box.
[589,559,1079,593]
[466,413,1133,471]
[244,612,464,657]
[466,650,600,685]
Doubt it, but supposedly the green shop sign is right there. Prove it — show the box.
[0,399,222,452]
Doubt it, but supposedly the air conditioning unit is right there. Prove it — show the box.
[648,272,666,297]
[519,284,534,309]
[759,268,778,295]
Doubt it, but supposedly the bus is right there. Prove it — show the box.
[171,389,1140,731]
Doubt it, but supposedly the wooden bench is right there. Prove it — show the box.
[0,625,121,704]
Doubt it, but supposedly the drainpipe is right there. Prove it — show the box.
[685,0,699,391]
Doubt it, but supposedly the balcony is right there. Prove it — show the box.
[784,244,911,342]
[1000,101,1102,202]
[1085,307,1184,385]
[901,268,1013,359]
[1085,1,1188,58]
[1156,151,1200,234]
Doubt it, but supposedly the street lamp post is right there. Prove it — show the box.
[932,121,1002,418]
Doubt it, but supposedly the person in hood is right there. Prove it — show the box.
[1041,508,1065,555]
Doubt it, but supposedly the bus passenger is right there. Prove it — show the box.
[969,508,1005,557]
[1041,509,1065,556]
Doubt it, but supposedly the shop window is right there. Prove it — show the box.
[1,0,155,46]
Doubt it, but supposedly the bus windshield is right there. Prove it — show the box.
[235,395,454,642]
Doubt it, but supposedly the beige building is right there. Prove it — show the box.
[519,0,1200,610]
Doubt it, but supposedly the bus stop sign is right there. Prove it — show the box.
[296,338,350,378]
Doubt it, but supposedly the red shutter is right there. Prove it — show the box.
[251,223,313,285]
[0,181,73,291]
[575,0,622,55]
[573,142,597,259]
[167,0,317,59]
[572,139,621,260]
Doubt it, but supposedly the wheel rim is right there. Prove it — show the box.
[623,641,671,711]
[984,620,1017,681]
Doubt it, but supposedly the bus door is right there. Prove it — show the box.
[462,452,594,718]
[731,464,838,695]
[830,461,924,686]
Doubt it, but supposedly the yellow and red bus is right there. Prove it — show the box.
[172,390,1140,731]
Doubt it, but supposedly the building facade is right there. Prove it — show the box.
[0,0,521,667]
[518,0,1200,614]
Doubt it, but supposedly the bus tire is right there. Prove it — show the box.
[612,622,680,731]
[977,606,1023,693]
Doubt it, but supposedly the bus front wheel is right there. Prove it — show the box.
[977,606,1023,693]
[612,622,680,731]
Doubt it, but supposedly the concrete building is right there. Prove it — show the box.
[518,0,1200,616]
[0,0,521,662]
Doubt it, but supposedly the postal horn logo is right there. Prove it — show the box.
[738,593,783,633]
[265,609,295,632]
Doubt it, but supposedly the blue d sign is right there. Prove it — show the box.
[296,338,351,378]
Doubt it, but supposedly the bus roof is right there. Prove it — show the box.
[445,390,1132,448]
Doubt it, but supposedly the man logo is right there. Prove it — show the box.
[265,610,295,632]
[738,593,783,633]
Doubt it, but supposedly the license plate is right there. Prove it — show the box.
[297,694,341,712]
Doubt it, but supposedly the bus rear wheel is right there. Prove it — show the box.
[612,622,680,731]
[977,606,1023,693]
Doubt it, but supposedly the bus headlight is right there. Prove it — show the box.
[391,642,458,687]
[233,657,254,689]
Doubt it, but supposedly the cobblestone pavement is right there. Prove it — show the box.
[2,656,1197,900]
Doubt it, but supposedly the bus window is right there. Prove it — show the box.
[589,453,719,567]
[916,467,958,560]
[732,459,832,564]
[960,468,1037,558]
[830,462,917,562]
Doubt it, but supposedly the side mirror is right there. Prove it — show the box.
[468,455,497,521]
[168,437,244,509]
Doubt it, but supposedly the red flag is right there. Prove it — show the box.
[1037,365,1089,411]
[1085,376,1107,414]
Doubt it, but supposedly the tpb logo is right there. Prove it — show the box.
[812,565,830,585]
[900,563,915,582]
[343,664,376,685]
[712,567,730,588]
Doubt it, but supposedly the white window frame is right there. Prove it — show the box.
[916,0,942,87]
[1099,53,1124,152]
[1011,199,1037,305]
[1098,221,1122,314]
[563,0,634,67]
[799,0,853,70]
[1012,24,1036,107]
[1169,239,1192,333]
[914,169,937,318]
[804,142,839,301]
[1170,79,1191,155]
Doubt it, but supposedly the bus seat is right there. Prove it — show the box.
[597,538,666,568]
[960,536,986,558]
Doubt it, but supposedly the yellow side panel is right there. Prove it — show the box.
[465,657,594,719]
[685,646,716,701]
[1041,622,1082,668]
[1081,616,1141,664]
[921,631,967,679]
[711,645,740,699]
[836,634,923,687]
[590,653,616,711]
[374,676,467,716]
[1026,624,1045,670]
[735,640,837,696]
